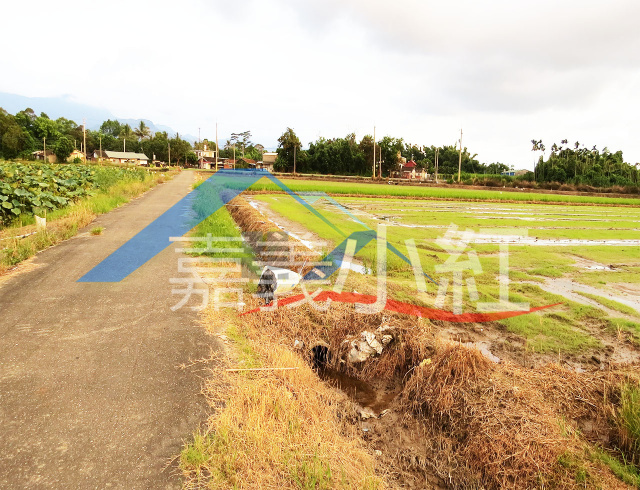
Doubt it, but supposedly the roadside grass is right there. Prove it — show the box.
[187,177,257,267]
[575,291,639,317]
[248,179,640,205]
[180,310,382,489]
[90,226,104,236]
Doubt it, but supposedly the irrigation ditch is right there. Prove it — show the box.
[207,194,640,488]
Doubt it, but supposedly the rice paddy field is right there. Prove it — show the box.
[187,176,640,489]
[244,192,640,355]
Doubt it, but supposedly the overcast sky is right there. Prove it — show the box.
[2,0,639,168]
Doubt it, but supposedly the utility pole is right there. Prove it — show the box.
[124,137,126,152]
[215,122,219,170]
[435,148,439,183]
[99,136,102,164]
[43,137,46,162]
[293,145,296,174]
[83,118,87,164]
[373,125,376,179]
[168,141,171,166]
[457,128,463,183]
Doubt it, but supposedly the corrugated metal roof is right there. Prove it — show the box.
[104,151,149,160]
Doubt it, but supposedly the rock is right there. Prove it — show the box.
[293,339,304,350]
[347,328,396,363]
[360,407,377,420]
[348,339,377,363]
[363,331,384,354]
[374,450,383,456]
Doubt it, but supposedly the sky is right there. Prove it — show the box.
[1,0,639,169]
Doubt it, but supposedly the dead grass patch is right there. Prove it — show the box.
[181,306,384,489]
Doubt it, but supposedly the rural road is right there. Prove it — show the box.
[0,170,215,488]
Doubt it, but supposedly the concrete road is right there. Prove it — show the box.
[0,171,215,488]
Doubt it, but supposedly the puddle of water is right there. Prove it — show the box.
[462,341,501,363]
[467,234,640,246]
[571,256,616,271]
[318,368,399,414]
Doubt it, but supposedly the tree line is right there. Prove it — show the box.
[273,128,510,177]
[0,108,199,164]
[531,139,639,187]
[2,106,637,186]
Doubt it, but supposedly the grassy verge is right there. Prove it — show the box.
[0,169,175,273]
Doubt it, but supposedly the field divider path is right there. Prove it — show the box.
[0,170,215,488]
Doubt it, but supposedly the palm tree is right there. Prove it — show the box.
[134,121,151,142]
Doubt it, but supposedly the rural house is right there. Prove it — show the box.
[68,149,85,162]
[103,151,149,166]
[195,144,217,169]
[32,149,57,163]
[401,160,417,179]
[260,152,277,172]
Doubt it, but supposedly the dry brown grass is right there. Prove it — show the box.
[225,195,320,275]
[399,342,640,488]
[181,306,384,489]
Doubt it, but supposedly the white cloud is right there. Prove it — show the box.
[1,0,639,166]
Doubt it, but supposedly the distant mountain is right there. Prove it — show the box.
[0,92,196,143]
